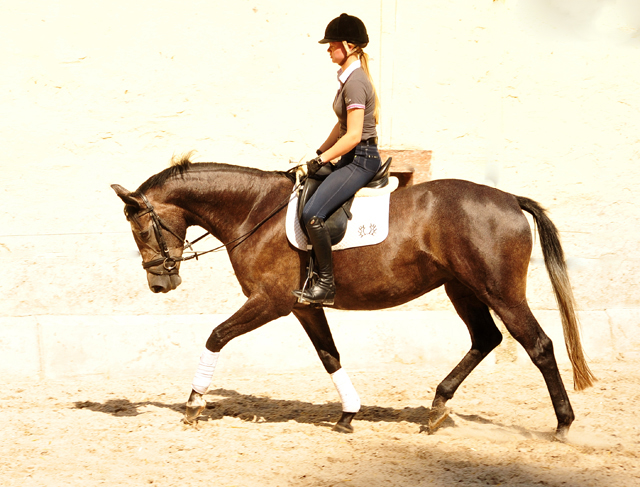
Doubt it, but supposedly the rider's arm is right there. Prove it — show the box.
[318,122,341,155]
[319,108,364,163]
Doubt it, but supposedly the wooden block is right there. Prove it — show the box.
[380,150,432,187]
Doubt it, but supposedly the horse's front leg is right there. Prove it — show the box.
[292,306,360,433]
[184,295,289,424]
[184,349,217,423]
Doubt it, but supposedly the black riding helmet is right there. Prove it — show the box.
[318,13,369,47]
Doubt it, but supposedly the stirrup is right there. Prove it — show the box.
[292,287,335,306]
[293,254,316,304]
[292,259,335,305]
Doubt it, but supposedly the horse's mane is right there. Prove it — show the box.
[135,151,296,194]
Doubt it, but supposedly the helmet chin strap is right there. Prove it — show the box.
[339,41,360,66]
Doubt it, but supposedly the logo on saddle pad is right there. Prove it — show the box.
[285,179,397,251]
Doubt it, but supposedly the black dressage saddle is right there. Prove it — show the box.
[296,157,393,246]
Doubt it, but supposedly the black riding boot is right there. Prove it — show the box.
[293,216,336,305]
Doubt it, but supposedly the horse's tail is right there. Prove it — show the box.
[516,195,596,391]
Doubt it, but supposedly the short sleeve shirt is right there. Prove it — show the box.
[333,63,377,141]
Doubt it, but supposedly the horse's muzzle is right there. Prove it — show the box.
[147,272,182,293]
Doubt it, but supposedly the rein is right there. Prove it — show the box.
[136,178,300,272]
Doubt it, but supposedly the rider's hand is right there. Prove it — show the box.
[306,156,324,177]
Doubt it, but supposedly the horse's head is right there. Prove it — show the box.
[112,184,185,293]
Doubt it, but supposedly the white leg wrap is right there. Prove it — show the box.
[191,349,220,394]
[331,368,361,413]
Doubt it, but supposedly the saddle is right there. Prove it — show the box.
[296,157,393,246]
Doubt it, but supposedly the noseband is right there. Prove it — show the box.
[135,193,187,273]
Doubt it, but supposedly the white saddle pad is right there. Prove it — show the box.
[285,177,397,251]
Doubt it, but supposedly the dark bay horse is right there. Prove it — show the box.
[112,155,595,439]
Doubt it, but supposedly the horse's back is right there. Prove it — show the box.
[391,178,528,232]
[391,179,533,289]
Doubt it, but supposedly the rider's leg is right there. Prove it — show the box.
[295,215,336,304]
[294,146,381,304]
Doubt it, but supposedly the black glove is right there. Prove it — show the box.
[306,156,324,178]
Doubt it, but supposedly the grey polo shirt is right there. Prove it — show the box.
[333,60,378,141]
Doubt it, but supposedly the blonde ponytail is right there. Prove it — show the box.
[357,49,381,125]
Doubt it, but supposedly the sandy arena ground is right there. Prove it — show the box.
[1,355,639,486]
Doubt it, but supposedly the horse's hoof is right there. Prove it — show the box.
[332,422,354,434]
[332,412,356,433]
[424,407,450,434]
[184,406,205,424]
[554,425,570,442]
[184,391,206,423]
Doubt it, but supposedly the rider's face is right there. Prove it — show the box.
[327,41,348,65]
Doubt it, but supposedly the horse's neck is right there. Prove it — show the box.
[165,168,291,243]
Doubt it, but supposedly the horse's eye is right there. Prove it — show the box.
[140,230,150,241]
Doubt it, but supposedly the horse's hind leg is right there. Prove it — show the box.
[428,280,503,433]
[489,298,575,439]
[292,306,360,433]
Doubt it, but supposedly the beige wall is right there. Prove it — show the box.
[2,1,639,359]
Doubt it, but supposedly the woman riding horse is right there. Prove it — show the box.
[293,13,382,305]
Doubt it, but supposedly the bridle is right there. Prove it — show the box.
[134,193,192,273]
[132,192,228,273]
[130,182,298,273]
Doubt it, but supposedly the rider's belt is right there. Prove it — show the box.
[359,137,378,146]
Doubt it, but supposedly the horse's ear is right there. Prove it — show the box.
[111,184,141,210]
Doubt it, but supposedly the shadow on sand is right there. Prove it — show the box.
[73,387,457,431]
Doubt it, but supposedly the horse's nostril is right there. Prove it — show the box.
[151,285,165,293]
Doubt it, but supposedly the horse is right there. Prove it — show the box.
[111,154,595,439]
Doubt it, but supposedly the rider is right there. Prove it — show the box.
[293,13,382,305]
